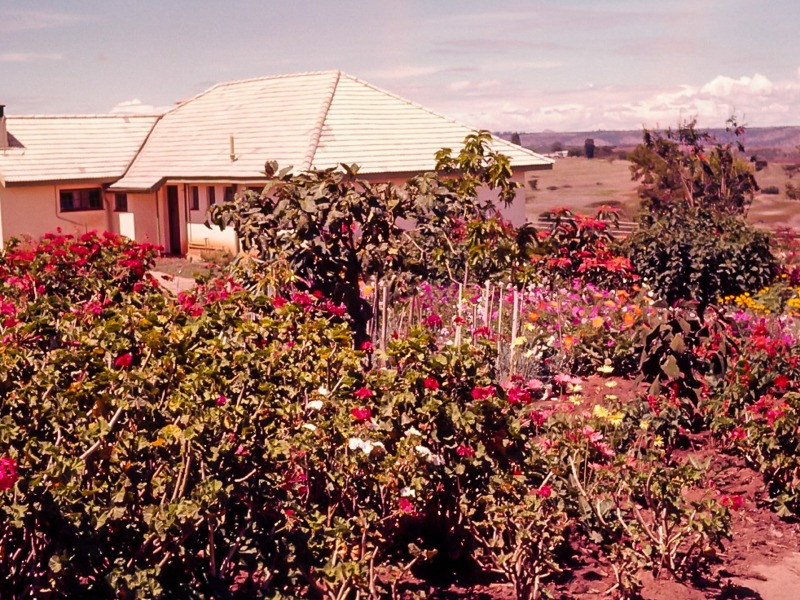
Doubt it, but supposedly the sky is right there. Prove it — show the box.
[3,0,800,132]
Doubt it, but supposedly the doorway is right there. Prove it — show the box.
[166,185,182,255]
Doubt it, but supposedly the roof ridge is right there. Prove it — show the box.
[302,71,341,171]
[114,113,164,188]
[336,72,552,163]
[208,69,341,91]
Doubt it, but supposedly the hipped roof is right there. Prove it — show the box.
[111,71,552,192]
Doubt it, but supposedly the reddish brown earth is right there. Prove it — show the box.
[418,377,800,599]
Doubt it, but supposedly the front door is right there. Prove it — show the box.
[166,186,182,255]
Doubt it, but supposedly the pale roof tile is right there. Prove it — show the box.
[0,115,158,185]
[112,71,552,191]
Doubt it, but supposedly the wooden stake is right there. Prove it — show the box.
[510,288,520,376]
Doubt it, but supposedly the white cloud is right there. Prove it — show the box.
[417,70,800,131]
[701,74,774,97]
[0,52,64,63]
[109,99,171,116]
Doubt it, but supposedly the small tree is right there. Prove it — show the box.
[209,132,525,346]
[625,119,776,311]
[510,132,521,145]
[628,118,758,216]
[584,138,595,159]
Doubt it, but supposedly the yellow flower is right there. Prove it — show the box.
[609,412,624,426]
[591,316,605,328]
[653,435,664,448]
[639,420,650,431]
[604,380,618,388]
[597,364,614,374]
[568,394,582,405]
[593,404,610,419]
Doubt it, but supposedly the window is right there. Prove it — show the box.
[60,188,103,212]
[224,185,235,203]
[207,186,216,206]
[114,193,128,212]
[190,186,199,210]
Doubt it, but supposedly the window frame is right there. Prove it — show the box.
[190,186,200,211]
[114,192,129,213]
[207,186,216,207]
[59,188,104,213]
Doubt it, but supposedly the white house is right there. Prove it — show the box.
[0,71,553,254]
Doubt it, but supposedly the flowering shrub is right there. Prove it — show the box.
[534,206,636,290]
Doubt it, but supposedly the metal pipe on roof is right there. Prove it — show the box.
[0,105,7,148]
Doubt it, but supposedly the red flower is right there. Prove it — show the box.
[423,314,443,328]
[456,445,475,458]
[216,395,228,406]
[534,484,552,498]
[351,407,372,422]
[272,296,288,308]
[471,386,495,400]
[720,494,744,511]
[773,374,790,390]
[354,387,373,399]
[114,353,134,369]
[729,427,747,441]
[0,456,18,491]
[507,386,532,404]
[398,497,415,513]
[424,377,440,391]
[360,341,374,353]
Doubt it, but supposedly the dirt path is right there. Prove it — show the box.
[149,270,196,295]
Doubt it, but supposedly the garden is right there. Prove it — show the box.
[2,125,800,599]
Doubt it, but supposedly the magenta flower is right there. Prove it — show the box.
[398,497,414,513]
[456,445,475,458]
[354,387,373,399]
[351,407,372,422]
[216,395,228,406]
[423,377,440,391]
[0,456,18,491]
[114,353,133,369]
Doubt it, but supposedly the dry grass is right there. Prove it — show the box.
[526,157,800,231]
[524,157,640,222]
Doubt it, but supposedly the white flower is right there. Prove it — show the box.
[348,437,383,457]
[400,487,416,498]
[307,400,324,410]
[414,444,432,458]
[405,427,422,437]
[415,444,444,466]
[302,423,317,432]
[316,386,330,397]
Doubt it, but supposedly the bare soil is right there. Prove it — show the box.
[420,376,800,599]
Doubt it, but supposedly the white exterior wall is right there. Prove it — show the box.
[180,183,239,255]
[1,184,109,243]
[113,193,160,246]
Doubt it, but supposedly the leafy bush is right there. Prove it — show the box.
[626,207,776,310]
[761,185,780,195]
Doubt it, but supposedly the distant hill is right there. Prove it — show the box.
[497,127,800,160]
